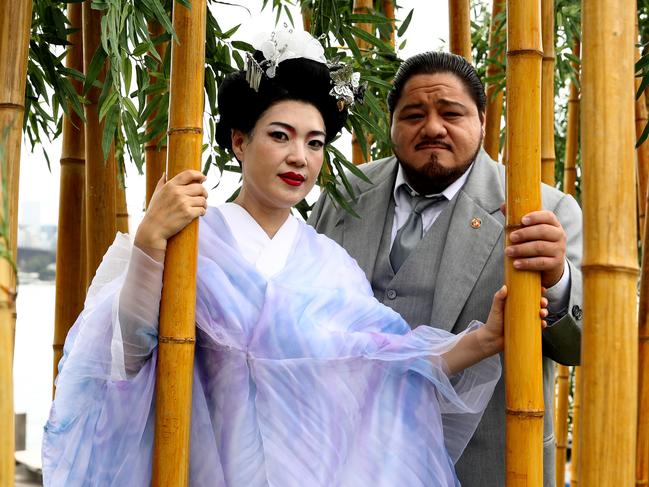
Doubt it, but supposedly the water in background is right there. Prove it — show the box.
[14,281,55,454]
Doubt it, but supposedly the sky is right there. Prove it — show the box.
[18,0,452,228]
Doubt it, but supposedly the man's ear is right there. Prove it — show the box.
[231,129,247,162]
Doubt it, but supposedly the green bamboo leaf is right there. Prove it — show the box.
[348,25,394,53]
[348,13,393,24]
[83,46,107,94]
[340,27,362,60]
[397,8,414,37]
[99,90,119,121]
[101,104,119,162]
[231,40,254,52]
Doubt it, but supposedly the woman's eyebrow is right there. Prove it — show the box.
[269,121,325,138]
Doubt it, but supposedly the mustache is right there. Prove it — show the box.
[415,139,452,151]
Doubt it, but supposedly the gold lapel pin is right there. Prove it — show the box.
[471,217,482,229]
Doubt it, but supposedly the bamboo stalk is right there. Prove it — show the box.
[580,1,638,485]
[351,0,373,165]
[302,4,312,32]
[563,40,580,197]
[145,22,168,208]
[0,1,31,482]
[151,1,206,484]
[484,0,506,161]
[636,18,649,246]
[505,1,544,485]
[116,174,129,234]
[637,184,649,487]
[570,367,582,486]
[562,38,581,487]
[83,1,117,281]
[381,0,395,47]
[448,0,472,62]
[53,2,86,393]
[540,0,555,186]
[555,364,569,486]
[638,14,649,481]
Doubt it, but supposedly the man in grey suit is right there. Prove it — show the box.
[308,52,582,486]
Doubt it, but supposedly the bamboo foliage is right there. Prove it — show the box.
[504,1,544,485]
[53,2,86,392]
[0,1,32,483]
[351,0,374,164]
[484,0,505,161]
[580,0,638,485]
[83,1,117,281]
[151,1,206,484]
[449,0,473,62]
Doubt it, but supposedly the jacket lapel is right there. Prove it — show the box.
[337,158,398,283]
[431,150,506,329]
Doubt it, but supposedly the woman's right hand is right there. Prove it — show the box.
[134,169,208,256]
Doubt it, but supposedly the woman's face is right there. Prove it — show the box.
[232,100,326,213]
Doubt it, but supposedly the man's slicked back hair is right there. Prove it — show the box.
[387,51,487,120]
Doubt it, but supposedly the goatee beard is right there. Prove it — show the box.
[399,139,482,195]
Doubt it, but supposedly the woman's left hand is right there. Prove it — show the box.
[479,286,549,356]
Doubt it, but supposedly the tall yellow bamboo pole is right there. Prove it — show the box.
[505,1,544,485]
[562,38,581,487]
[580,0,638,485]
[638,166,649,487]
[145,22,168,208]
[541,0,555,185]
[151,1,206,484]
[448,0,473,62]
[53,2,86,392]
[0,1,31,482]
[83,2,117,281]
[484,0,505,161]
[382,0,395,47]
[637,15,649,482]
[351,0,373,164]
[116,174,129,234]
[636,19,649,245]
[563,40,580,198]
[555,364,569,485]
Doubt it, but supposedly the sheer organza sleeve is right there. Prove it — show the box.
[110,238,164,379]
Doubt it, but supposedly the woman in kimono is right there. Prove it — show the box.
[43,30,547,486]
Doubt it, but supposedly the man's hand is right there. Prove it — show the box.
[503,206,567,288]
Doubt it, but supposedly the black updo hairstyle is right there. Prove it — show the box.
[215,51,348,157]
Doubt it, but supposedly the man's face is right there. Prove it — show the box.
[390,72,485,194]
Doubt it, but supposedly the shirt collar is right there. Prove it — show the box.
[393,161,474,205]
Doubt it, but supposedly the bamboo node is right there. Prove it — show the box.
[0,102,25,110]
[505,408,544,417]
[60,157,85,166]
[167,127,202,135]
[159,335,196,344]
[506,49,544,57]
[581,263,639,276]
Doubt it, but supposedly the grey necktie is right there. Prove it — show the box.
[390,192,446,272]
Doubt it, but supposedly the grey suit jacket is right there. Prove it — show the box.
[308,149,583,487]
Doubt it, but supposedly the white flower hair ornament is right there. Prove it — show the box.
[245,29,366,111]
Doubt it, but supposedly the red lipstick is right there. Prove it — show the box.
[279,172,306,187]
